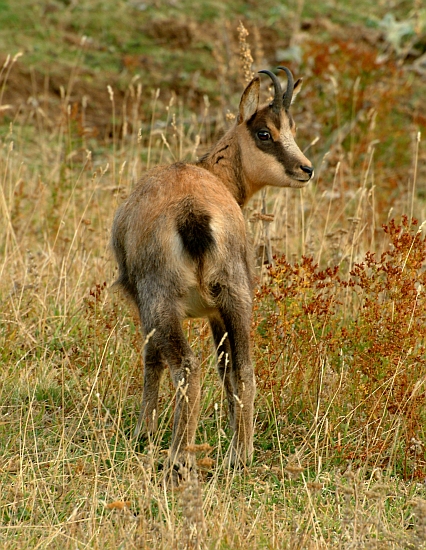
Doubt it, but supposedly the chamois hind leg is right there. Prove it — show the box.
[216,288,255,466]
[134,339,167,439]
[140,305,201,478]
[209,314,235,431]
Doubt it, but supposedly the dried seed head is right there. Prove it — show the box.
[307,482,323,492]
[285,464,304,479]
[237,21,254,83]
[106,501,131,510]
[197,457,215,470]
[185,443,213,454]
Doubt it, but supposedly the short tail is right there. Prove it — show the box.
[175,196,215,259]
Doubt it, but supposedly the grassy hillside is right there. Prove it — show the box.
[1,0,426,548]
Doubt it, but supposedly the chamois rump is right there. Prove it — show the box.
[112,67,314,474]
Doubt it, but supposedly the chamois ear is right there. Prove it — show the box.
[238,77,260,124]
[290,78,303,104]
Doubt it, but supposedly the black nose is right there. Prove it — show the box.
[301,165,314,178]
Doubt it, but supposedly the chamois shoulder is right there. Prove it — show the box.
[129,161,231,196]
[121,161,241,219]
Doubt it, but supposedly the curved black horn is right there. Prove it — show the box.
[258,69,283,114]
[278,66,294,110]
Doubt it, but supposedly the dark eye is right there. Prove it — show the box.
[257,130,271,141]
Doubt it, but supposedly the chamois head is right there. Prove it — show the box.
[236,66,314,194]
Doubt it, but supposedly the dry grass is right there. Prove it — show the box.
[1,16,426,549]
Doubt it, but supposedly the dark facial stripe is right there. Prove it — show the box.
[248,107,282,132]
[246,107,300,174]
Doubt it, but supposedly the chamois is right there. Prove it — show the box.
[111,67,314,476]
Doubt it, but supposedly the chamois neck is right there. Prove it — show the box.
[196,127,252,207]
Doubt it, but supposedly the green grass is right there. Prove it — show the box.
[1,0,426,548]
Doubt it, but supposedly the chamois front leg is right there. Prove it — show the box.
[218,290,255,467]
[134,340,167,438]
[209,314,236,430]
